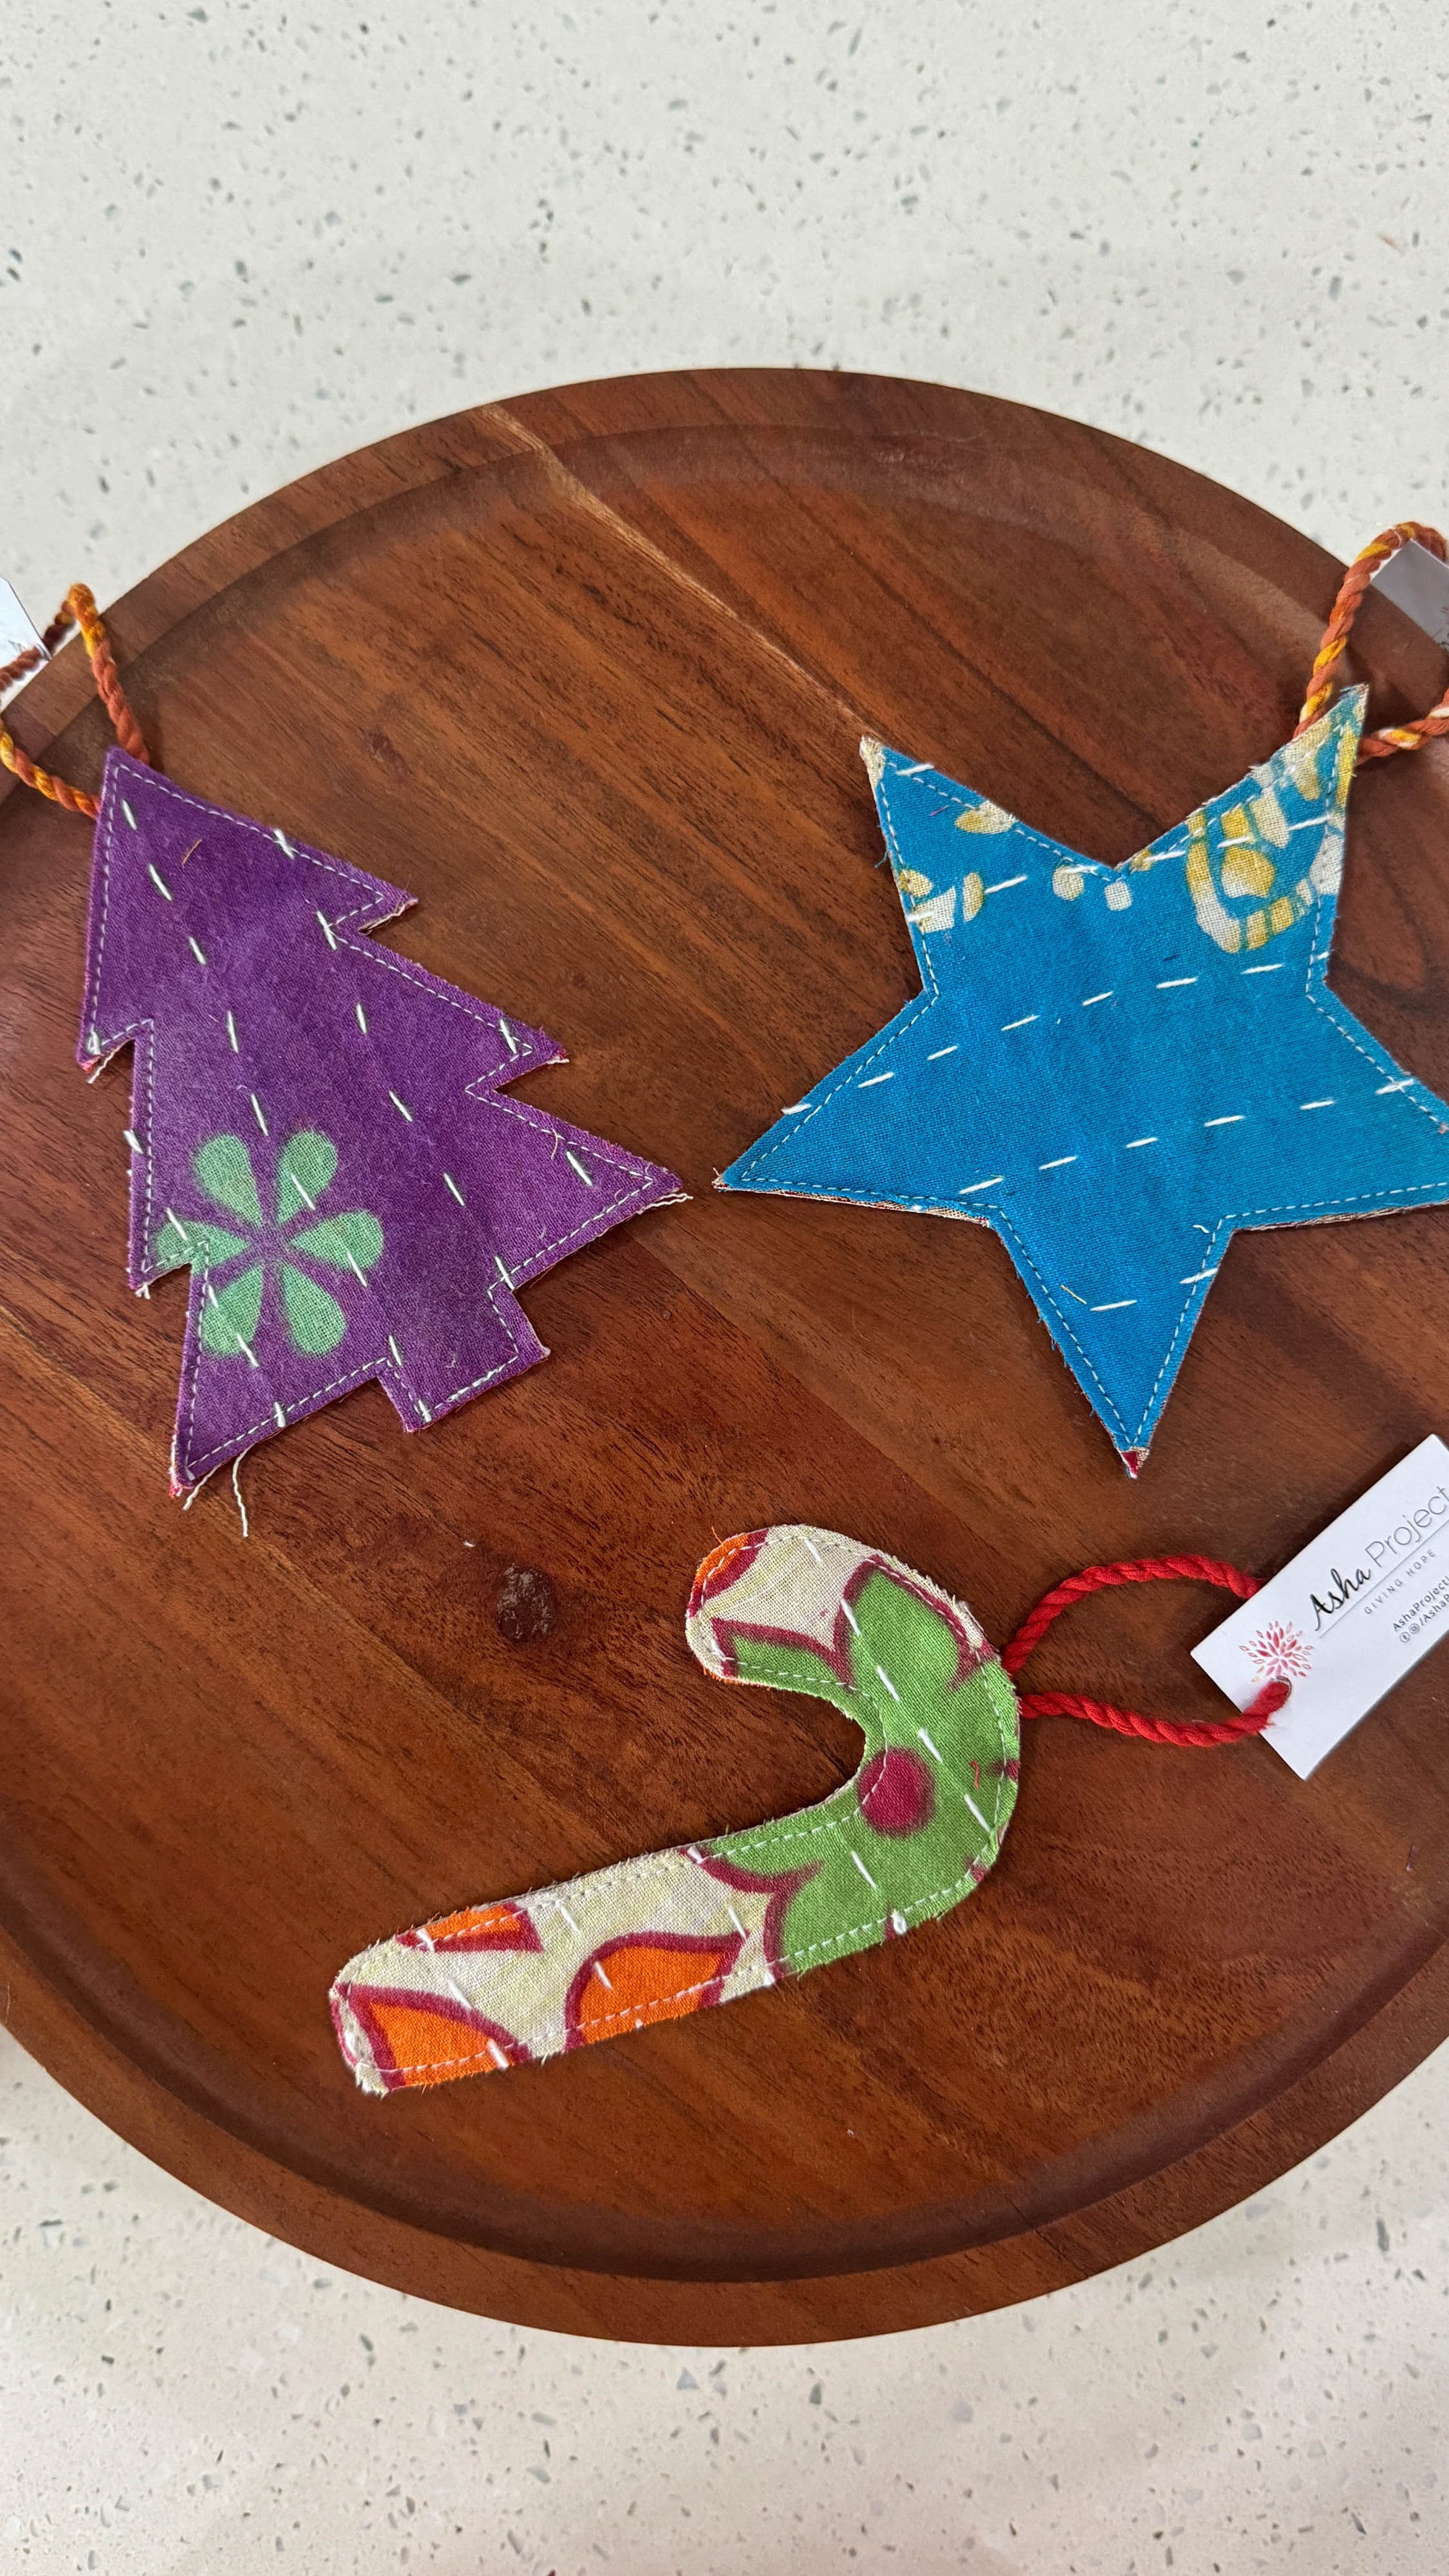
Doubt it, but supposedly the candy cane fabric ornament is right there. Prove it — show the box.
[330,1525,1285,2094]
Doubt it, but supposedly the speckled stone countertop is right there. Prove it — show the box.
[4,2033,1446,2570]
[4,1,1448,2567]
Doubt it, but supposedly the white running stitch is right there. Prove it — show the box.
[889,757,1106,872]
[90,759,674,1473]
[93,760,543,1082]
[733,762,1449,1450]
[1111,861,1449,1448]
[180,1102,669,1468]
[185,1352,392,1472]
[345,1547,1017,2076]
[734,778,945,1175]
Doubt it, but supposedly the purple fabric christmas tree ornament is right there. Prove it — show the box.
[78,750,685,1493]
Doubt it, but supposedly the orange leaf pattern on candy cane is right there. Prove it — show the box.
[398,1900,540,1954]
[333,1985,531,2091]
[564,1931,745,2049]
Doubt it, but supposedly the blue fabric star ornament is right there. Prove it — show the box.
[720,690,1449,1469]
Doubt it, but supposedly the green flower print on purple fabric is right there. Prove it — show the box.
[155,1129,383,1362]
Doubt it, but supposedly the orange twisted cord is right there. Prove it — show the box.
[0,581,151,820]
[1296,520,1449,765]
[0,644,43,695]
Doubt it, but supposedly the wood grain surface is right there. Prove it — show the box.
[3,369,1449,2344]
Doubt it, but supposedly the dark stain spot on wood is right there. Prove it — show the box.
[497,1565,557,1644]
[363,727,407,772]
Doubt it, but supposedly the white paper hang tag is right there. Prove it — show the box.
[1372,538,1449,649]
[1192,1434,1449,1778]
[0,577,48,692]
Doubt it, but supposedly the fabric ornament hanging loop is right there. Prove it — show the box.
[1000,1552,1287,1744]
[1295,521,1449,758]
[0,582,151,813]
[330,1525,1287,2095]
[2,582,684,1494]
[719,522,1449,1475]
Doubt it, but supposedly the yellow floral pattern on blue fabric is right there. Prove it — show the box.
[1169,703,1357,955]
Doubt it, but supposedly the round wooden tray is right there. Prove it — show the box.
[4,370,1449,2345]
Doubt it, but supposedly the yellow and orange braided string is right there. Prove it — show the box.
[1296,519,1449,762]
[0,582,151,819]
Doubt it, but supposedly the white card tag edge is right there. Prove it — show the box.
[1371,539,1449,651]
[0,577,49,698]
[1191,1434,1449,1778]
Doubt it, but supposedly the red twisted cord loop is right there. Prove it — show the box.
[1001,1555,1290,1749]
[1296,521,1449,765]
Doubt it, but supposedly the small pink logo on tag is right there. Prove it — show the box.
[1245,1618,1313,1682]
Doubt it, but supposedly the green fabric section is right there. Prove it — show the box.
[159,1127,380,1363]
[199,1260,264,1355]
[275,1129,338,1221]
[154,1216,249,1271]
[193,1132,264,1225]
[290,1209,384,1274]
[709,1568,1019,1973]
[280,1260,348,1353]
